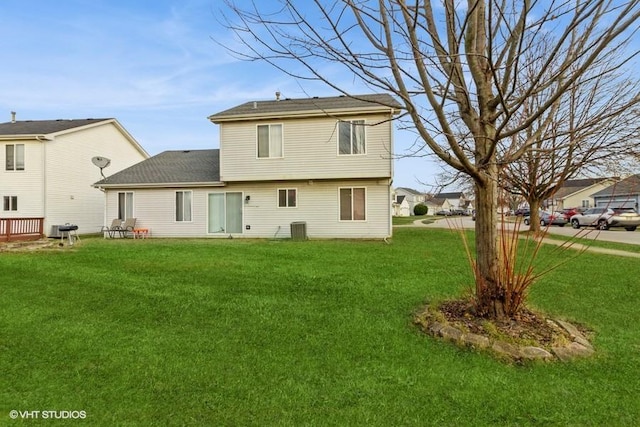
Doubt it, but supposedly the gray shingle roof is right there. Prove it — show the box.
[553,177,615,198]
[94,149,220,187]
[0,118,112,135]
[208,93,402,122]
[591,174,640,197]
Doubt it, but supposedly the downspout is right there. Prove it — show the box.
[36,136,48,233]
[388,108,395,239]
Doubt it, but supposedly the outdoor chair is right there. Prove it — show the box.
[101,219,122,238]
[118,218,137,238]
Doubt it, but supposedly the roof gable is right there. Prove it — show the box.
[591,174,640,198]
[94,149,220,187]
[208,93,402,122]
[395,187,423,196]
[554,177,617,199]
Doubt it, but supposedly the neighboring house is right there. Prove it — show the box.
[434,192,468,212]
[0,116,148,237]
[394,187,426,215]
[94,94,401,239]
[392,195,411,217]
[591,174,640,210]
[547,177,617,211]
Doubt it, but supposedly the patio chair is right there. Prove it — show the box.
[118,218,137,238]
[101,219,122,238]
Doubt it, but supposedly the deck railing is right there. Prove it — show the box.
[0,218,45,242]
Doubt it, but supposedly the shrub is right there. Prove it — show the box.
[414,203,428,216]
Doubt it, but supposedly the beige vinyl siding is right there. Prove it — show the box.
[0,141,45,217]
[219,113,393,182]
[44,123,147,234]
[105,179,392,239]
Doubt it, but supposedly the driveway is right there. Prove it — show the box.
[402,216,640,251]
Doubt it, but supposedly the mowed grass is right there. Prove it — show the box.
[1,228,639,426]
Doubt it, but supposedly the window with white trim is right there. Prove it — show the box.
[581,200,590,208]
[338,120,365,155]
[257,124,283,158]
[339,187,366,221]
[176,191,193,222]
[278,189,297,207]
[117,192,134,220]
[5,144,25,170]
[3,196,17,211]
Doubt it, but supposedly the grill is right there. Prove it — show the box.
[58,224,79,245]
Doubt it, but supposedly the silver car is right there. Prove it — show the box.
[570,207,640,231]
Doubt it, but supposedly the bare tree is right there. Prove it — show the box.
[221,0,640,318]
[501,43,640,232]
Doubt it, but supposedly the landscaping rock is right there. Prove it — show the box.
[439,324,464,342]
[428,321,445,336]
[520,346,554,361]
[491,341,521,359]
[552,342,595,361]
[462,333,490,349]
[556,320,592,349]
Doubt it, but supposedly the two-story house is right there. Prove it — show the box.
[0,116,148,239]
[393,187,426,216]
[93,94,401,239]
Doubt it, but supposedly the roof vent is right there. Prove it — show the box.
[10,111,16,123]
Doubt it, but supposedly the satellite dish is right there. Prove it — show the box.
[91,156,111,179]
[92,156,111,168]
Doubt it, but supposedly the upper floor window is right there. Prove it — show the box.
[339,187,366,221]
[338,120,365,155]
[257,124,283,158]
[278,189,297,208]
[3,196,17,211]
[176,191,193,222]
[118,192,134,220]
[6,144,25,170]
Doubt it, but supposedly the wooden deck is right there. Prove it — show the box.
[0,218,45,242]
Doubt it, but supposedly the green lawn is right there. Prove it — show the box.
[2,228,639,426]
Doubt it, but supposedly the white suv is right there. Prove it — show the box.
[570,207,640,231]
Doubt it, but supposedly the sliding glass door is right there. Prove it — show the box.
[208,192,243,234]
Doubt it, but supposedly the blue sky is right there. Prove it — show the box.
[0,0,437,190]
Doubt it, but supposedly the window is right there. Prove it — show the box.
[257,124,283,158]
[3,196,17,211]
[338,120,365,155]
[278,189,297,208]
[117,192,134,220]
[581,200,590,208]
[339,187,366,221]
[176,191,193,222]
[5,144,25,170]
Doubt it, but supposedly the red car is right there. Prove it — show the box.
[561,207,583,221]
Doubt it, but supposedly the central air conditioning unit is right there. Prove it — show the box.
[49,225,63,238]
[290,221,307,240]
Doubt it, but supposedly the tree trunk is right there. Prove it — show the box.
[528,199,541,232]
[474,165,506,319]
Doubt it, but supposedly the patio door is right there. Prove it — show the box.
[208,192,243,234]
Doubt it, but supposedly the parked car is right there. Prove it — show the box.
[523,211,568,227]
[435,210,452,216]
[514,208,530,216]
[560,207,584,221]
[570,207,640,231]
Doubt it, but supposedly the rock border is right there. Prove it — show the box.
[415,306,594,363]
